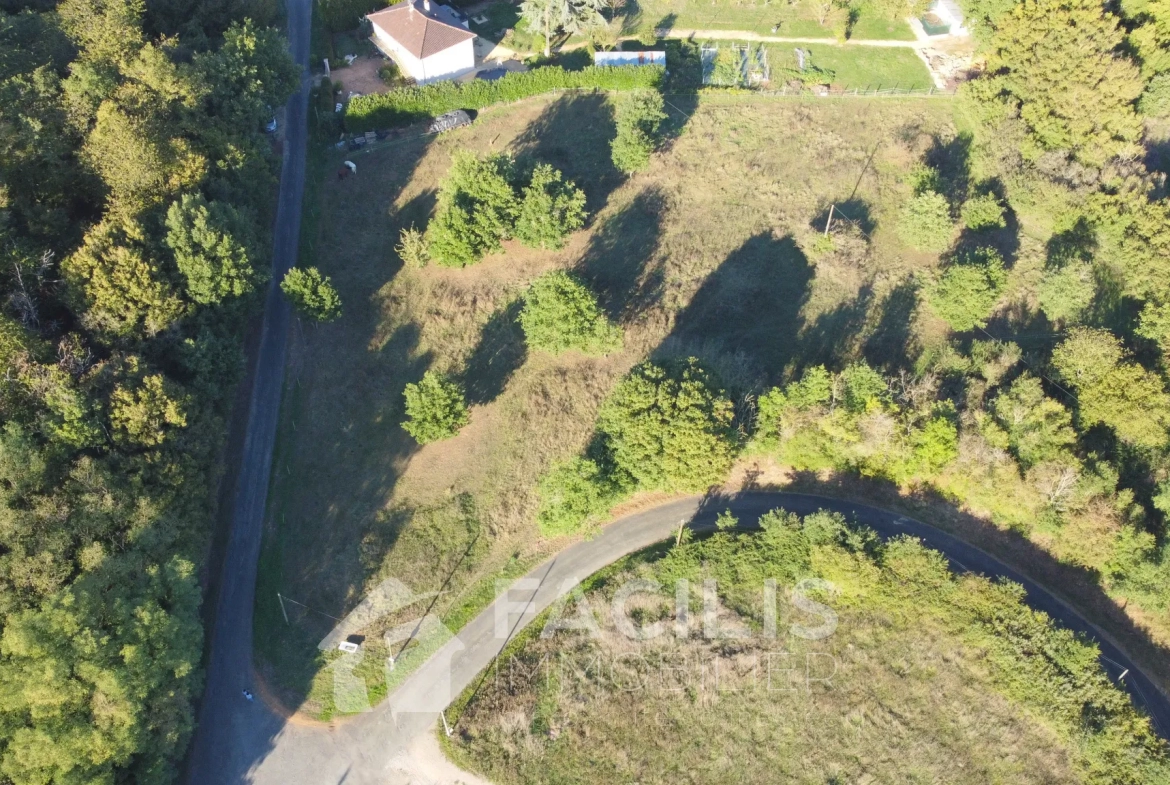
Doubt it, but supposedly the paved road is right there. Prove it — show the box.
[198,492,1169,784]
[183,0,312,779]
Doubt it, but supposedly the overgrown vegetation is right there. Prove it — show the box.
[0,0,297,779]
[451,509,1170,784]
[424,152,588,267]
[269,58,1170,723]
[537,359,736,532]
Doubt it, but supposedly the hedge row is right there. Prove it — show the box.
[344,65,665,131]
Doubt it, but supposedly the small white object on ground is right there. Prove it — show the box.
[338,640,360,653]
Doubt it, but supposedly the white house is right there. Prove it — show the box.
[368,0,476,84]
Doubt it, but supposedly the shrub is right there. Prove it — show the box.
[928,247,1006,331]
[991,375,1076,468]
[961,193,1007,231]
[536,457,616,537]
[425,152,519,267]
[898,191,954,252]
[280,267,341,321]
[401,370,470,444]
[912,416,959,473]
[596,358,737,491]
[514,164,588,250]
[395,225,430,268]
[345,65,664,131]
[1037,260,1094,322]
[839,362,888,413]
[1139,72,1170,118]
[519,271,621,354]
[611,90,666,173]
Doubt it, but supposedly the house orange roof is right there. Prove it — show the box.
[368,0,476,60]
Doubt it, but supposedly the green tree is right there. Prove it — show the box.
[928,247,1007,331]
[425,152,518,267]
[992,375,1077,467]
[519,270,621,355]
[898,191,953,251]
[280,267,341,321]
[520,0,605,57]
[838,362,888,413]
[979,0,1144,167]
[165,193,263,305]
[912,416,959,473]
[193,20,298,132]
[395,225,429,268]
[596,358,736,492]
[63,217,187,338]
[109,367,189,448]
[0,556,203,785]
[1051,327,1170,447]
[961,192,1007,231]
[514,164,587,250]
[611,90,666,173]
[402,370,470,444]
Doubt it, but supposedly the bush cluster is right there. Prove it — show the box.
[897,191,954,251]
[422,153,588,267]
[537,359,736,536]
[519,271,621,355]
[345,65,665,131]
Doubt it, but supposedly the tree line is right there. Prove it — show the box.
[0,0,297,779]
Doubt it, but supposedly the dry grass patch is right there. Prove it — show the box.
[256,93,959,716]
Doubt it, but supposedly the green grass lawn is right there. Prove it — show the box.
[467,0,915,49]
[766,43,933,89]
[632,0,915,39]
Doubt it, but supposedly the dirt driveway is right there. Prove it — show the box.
[329,54,391,96]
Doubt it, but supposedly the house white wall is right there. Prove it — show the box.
[372,27,475,84]
[372,26,424,79]
[418,38,475,84]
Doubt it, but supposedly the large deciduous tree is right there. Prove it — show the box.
[976,0,1144,167]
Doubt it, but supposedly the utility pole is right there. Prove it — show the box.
[277,593,289,625]
[823,204,835,236]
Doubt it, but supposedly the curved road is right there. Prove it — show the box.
[183,0,311,779]
[192,492,1170,784]
[182,0,1166,777]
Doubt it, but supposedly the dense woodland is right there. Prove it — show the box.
[0,0,297,779]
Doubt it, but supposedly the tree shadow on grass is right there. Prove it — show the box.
[574,186,667,323]
[461,299,527,405]
[812,198,876,237]
[924,131,973,207]
[659,232,816,390]
[863,280,920,371]
[510,93,624,214]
